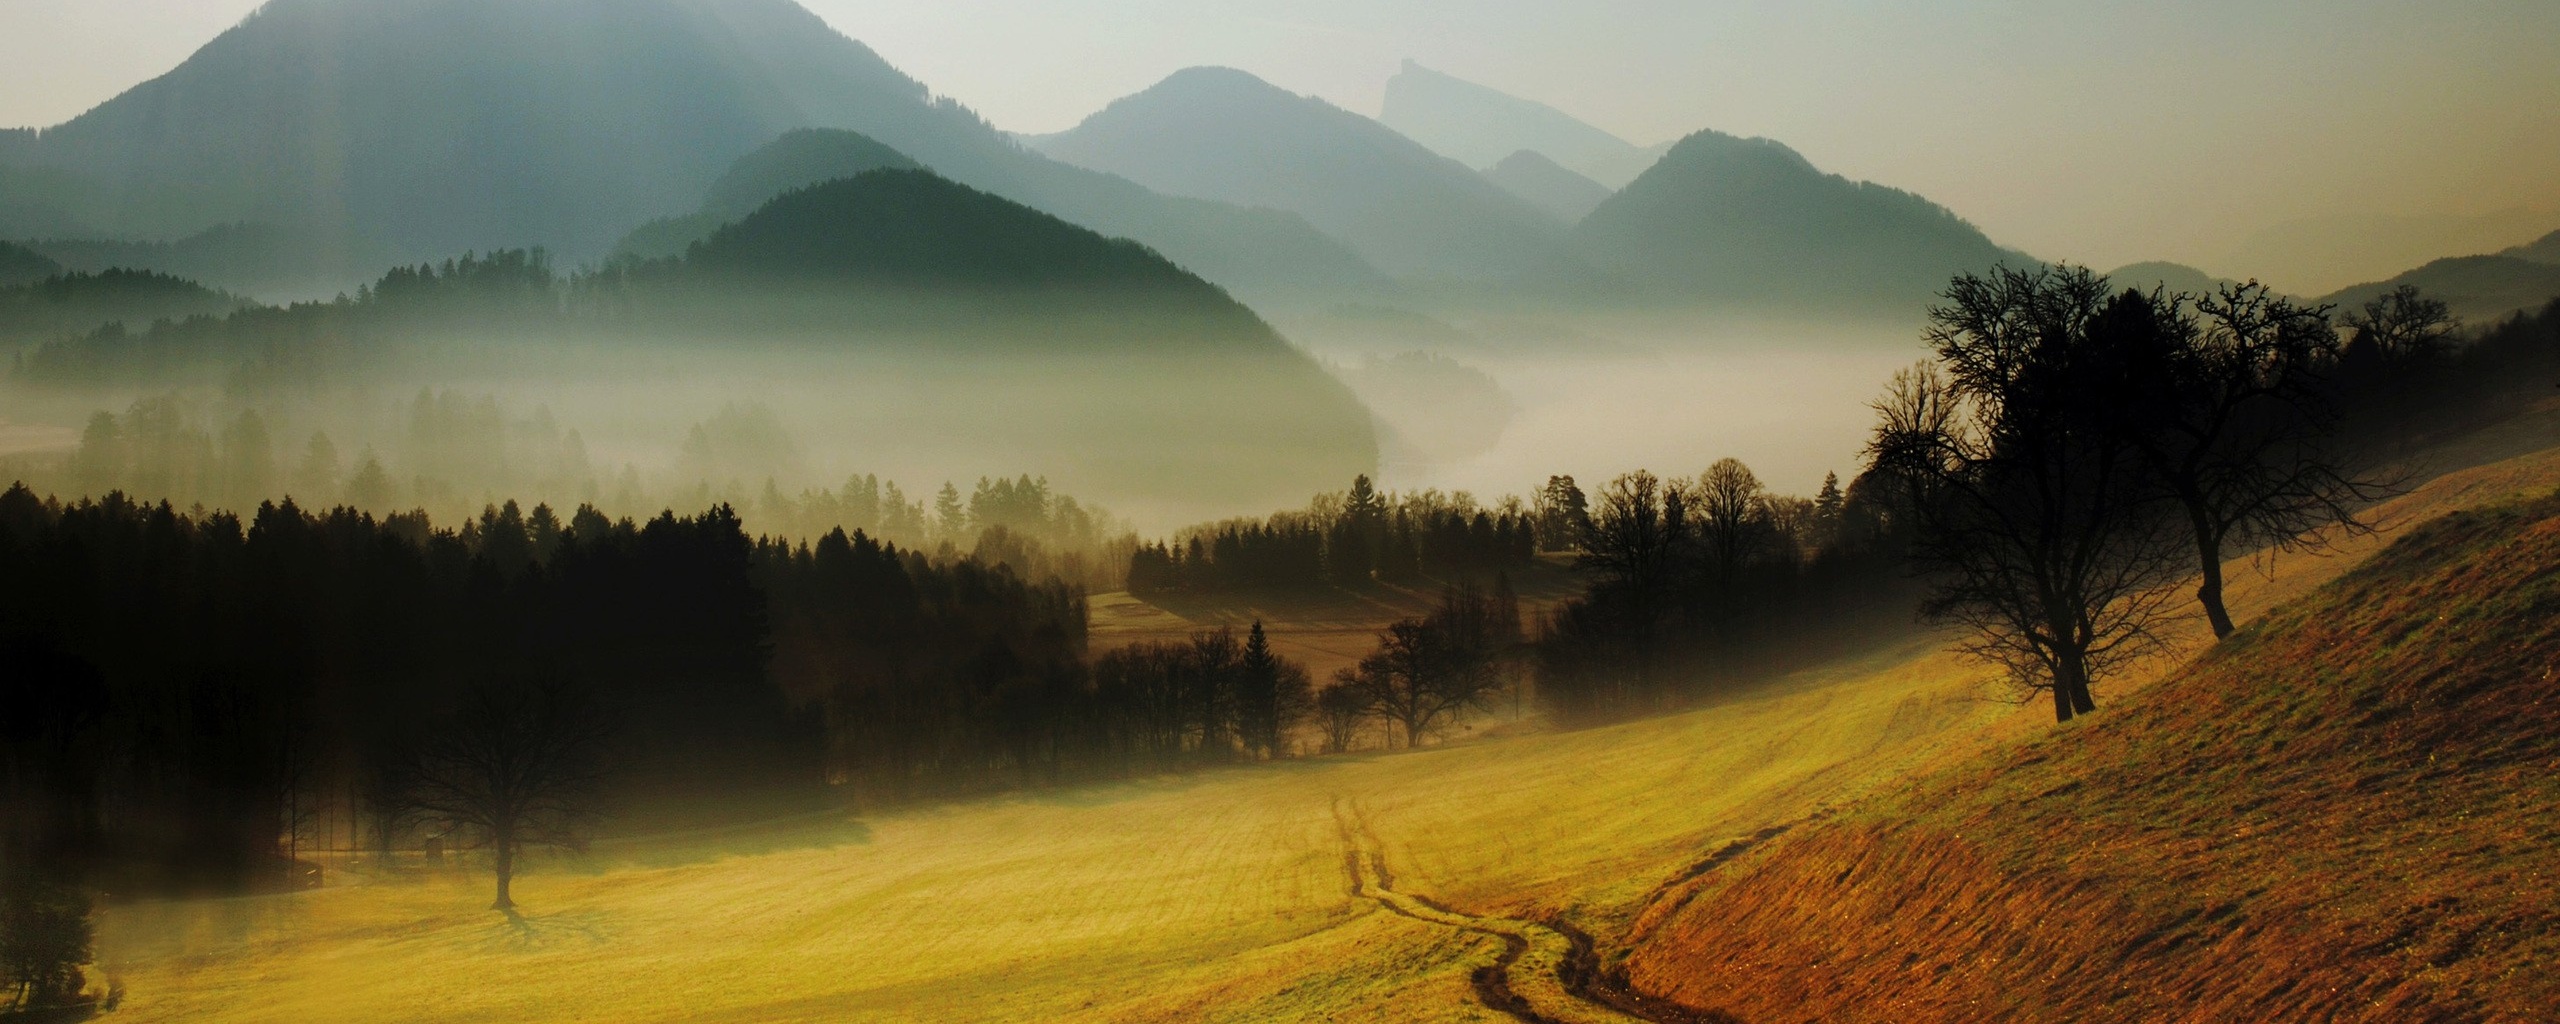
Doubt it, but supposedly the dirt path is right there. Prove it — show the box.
[1333,800,1707,1024]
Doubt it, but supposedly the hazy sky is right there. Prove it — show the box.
[3,0,2556,292]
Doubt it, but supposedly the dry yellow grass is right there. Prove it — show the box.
[91,440,2560,1023]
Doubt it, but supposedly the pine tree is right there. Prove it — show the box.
[933,482,967,542]
[1237,622,1282,759]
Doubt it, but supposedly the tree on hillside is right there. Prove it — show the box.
[2106,283,2387,638]
[1869,267,2188,722]
[403,677,611,912]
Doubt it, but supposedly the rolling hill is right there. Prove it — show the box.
[2504,229,2560,265]
[1379,60,1667,189]
[0,240,58,288]
[1030,67,1577,283]
[0,0,1384,307]
[1574,129,2019,313]
[1617,485,2560,1023]
[2320,253,2560,323]
[2104,260,2242,298]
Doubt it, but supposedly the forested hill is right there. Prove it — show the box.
[1575,129,2017,313]
[24,170,1317,376]
[606,169,1290,349]
[683,170,1222,294]
[614,129,924,261]
[0,240,60,287]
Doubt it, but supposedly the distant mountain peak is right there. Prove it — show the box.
[1033,66,1573,282]
[1380,62,1662,187]
[1573,127,2016,311]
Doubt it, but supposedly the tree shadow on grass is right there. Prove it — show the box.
[485,908,614,952]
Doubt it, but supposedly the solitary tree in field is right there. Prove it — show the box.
[2105,283,2386,638]
[404,678,610,912]
[1338,585,1515,747]
[1869,267,2188,722]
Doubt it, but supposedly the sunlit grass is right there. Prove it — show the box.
[92,440,2560,1023]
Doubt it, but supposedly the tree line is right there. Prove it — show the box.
[1531,460,1919,723]
[1128,475,1540,597]
[0,487,1157,903]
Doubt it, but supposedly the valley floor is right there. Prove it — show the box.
[91,441,2560,1023]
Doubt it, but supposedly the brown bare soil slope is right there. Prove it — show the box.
[1620,492,2560,1024]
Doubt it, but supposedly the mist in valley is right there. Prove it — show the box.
[4,1,2558,1022]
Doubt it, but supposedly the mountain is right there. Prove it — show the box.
[2319,254,2560,323]
[2105,260,2242,298]
[675,170,1245,304]
[1379,61,1667,188]
[1573,130,2016,313]
[0,241,58,288]
[21,170,1379,514]
[1030,67,1575,283]
[2502,229,2560,266]
[0,0,1383,307]
[615,129,922,261]
[1482,150,1612,225]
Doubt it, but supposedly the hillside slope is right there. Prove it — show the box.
[2321,254,2560,323]
[1621,491,2560,1023]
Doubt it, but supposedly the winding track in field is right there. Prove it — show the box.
[1332,799,1712,1024]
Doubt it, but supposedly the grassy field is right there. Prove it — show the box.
[89,441,2560,1023]
[1622,464,2560,1021]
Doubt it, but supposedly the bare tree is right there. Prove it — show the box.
[2108,283,2389,638]
[1338,585,1515,748]
[1696,457,1767,578]
[1315,683,1368,754]
[2342,284,2459,362]
[1869,267,2190,722]
[404,678,610,911]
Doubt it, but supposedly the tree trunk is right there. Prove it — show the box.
[491,833,515,912]
[2052,652,2097,722]
[2194,524,2236,639]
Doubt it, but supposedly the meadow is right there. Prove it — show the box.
[87,433,2560,1023]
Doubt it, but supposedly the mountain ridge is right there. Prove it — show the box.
[1030,66,1577,284]
[1574,129,2018,312]
[0,0,1385,307]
